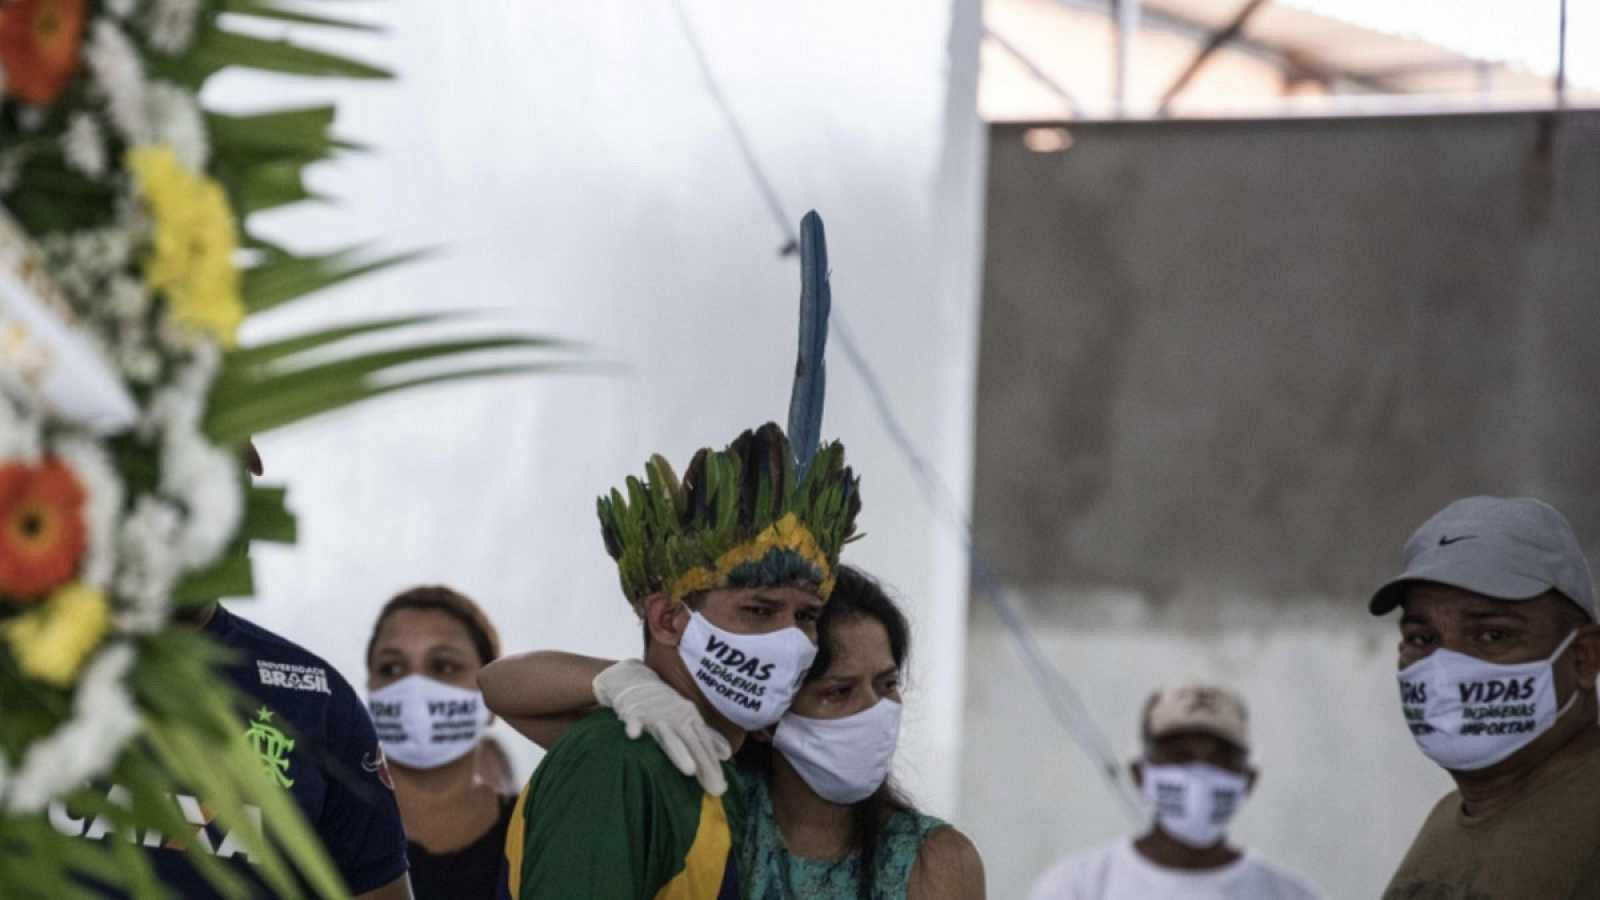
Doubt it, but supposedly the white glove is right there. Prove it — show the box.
[593,659,732,796]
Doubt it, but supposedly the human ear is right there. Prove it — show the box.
[644,593,690,648]
[1568,625,1600,692]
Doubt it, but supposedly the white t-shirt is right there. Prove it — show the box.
[1029,839,1323,900]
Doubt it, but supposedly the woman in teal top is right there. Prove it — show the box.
[741,769,947,899]
[481,567,986,899]
[730,567,979,900]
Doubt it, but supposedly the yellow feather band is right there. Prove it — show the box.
[668,513,836,603]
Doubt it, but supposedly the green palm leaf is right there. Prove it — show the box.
[222,0,384,32]
[240,248,436,314]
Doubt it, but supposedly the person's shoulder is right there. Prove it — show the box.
[212,605,320,661]
[1242,855,1324,900]
[547,707,637,755]
[1565,728,1600,782]
[1047,839,1122,871]
[213,605,354,705]
[539,708,692,785]
[1027,840,1122,900]
[918,825,983,869]
[1402,786,1461,839]
[910,825,985,896]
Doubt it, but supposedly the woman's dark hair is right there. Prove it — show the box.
[365,585,501,669]
[737,565,916,899]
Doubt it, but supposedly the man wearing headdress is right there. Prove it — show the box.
[500,422,860,899]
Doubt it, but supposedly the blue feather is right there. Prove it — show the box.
[787,211,830,478]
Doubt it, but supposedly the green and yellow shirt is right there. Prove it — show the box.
[502,709,745,899]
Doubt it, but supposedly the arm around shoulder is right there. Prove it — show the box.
[478,651,615,748]
[908,826,986,900]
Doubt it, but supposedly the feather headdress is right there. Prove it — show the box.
[597,422,859,611]
[597,211,858,611]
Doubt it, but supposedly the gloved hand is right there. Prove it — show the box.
[593,659,732,795]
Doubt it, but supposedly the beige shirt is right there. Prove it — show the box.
[1383,729,1600,900]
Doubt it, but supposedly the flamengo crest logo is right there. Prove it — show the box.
[245,706,296,789]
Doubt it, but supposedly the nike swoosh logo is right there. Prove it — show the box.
[1438,535,1476,546]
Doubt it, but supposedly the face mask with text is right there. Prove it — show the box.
[1397,629,1580,771]
[677,610,816,732]
[367,674,488,770]
[1141,762,1249,849]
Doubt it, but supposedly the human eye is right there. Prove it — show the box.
[743,604,775,618]
[796,607,821,625]
[432,659,462,678]
[1400,628,1434,649]
[1474,627,1516,646]
[377,662,405,679]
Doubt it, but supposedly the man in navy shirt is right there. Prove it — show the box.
[51,602,413,898]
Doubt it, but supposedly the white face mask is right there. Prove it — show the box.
[367,674,489,770]
[1398,629,1580,771]
[1141,762,1249,849]
[773,698,902,805]
[678,610,817,732]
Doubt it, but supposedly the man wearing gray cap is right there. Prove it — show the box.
[1028,684,1320,899]
[1372,496,1600,899]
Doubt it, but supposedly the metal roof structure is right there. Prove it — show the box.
[982,0,1595,121]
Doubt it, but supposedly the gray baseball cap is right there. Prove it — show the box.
[1369,496,1596,620]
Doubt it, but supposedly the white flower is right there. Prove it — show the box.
[51,437,123,590]
[143,81,208,170]
[62,114,107,179]
[0,152,21,194]
[143,345,243,571]
[0,382,43,461]
[162,430,241,570]
[85,20,148,145]
[117,342,163,385]
[106,275,150,321]
[5,643,140,813]
[106,0,137,18]
[114,497,182,633]
[145,0,201,56]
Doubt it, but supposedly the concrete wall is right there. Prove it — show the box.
[963,112,1600,899]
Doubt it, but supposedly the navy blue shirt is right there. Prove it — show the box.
[53,605,410,897]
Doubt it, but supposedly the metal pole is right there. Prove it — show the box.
[1157,0,1272,116]
[1114,0,1140,117]
[1556,0,1568,109]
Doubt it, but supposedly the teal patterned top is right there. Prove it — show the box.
[737,771,949,900]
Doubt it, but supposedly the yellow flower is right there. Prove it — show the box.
[127,145,245,346]
[6,582,110,686]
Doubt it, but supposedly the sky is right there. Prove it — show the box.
[1286,0,1597,89]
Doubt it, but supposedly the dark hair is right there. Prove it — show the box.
[737,565,916,899]
[366,585,501,669]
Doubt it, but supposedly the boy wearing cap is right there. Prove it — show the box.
[1371,495,1600,900]
[1028,684,1320,900]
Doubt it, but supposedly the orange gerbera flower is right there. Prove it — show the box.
[0,0,87,106]
[0,459,88,600]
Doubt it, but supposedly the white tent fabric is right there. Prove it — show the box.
[212,0,986,815]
